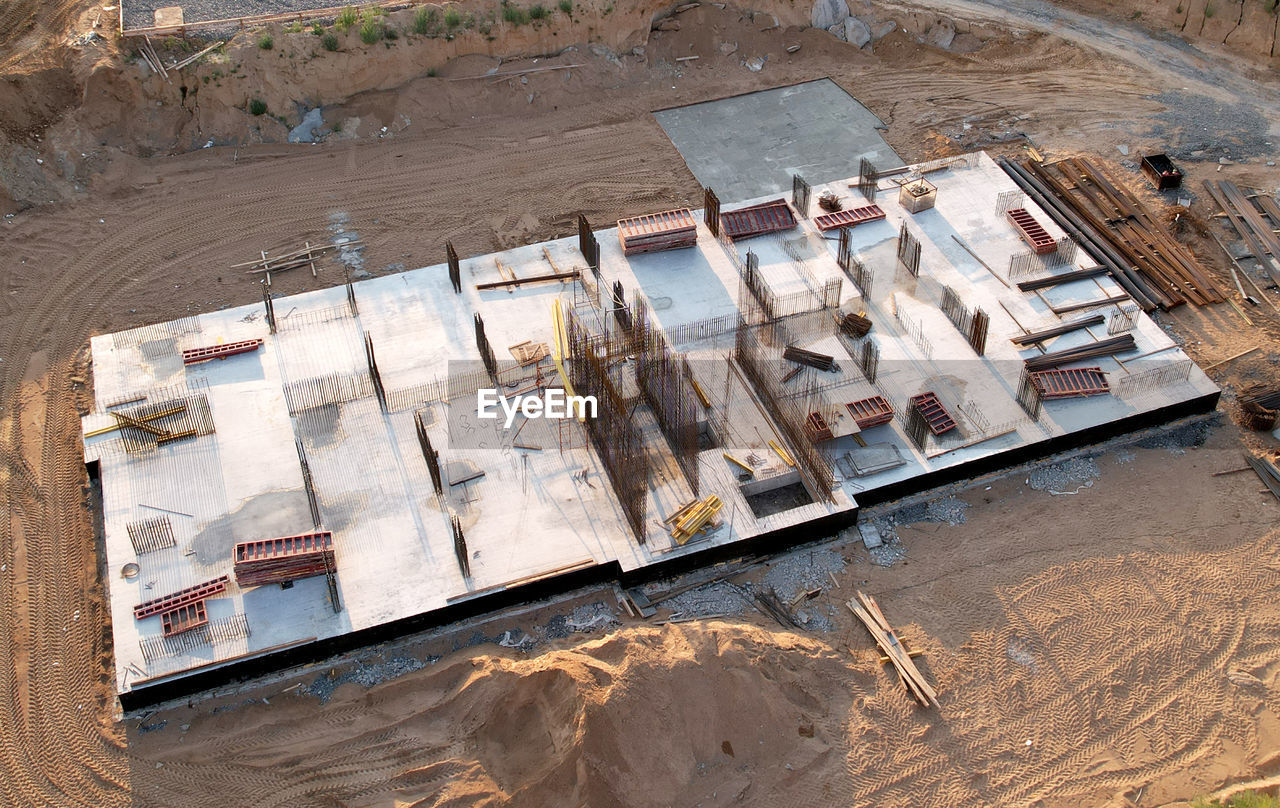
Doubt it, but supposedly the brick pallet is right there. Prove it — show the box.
[161,600,209,637]
[909,392,957,435]
[134,575,230,620]
[846,395,893,428]
[1030,367,1110,399]
[1005,208,1057,254]
[721,199,797,240]
[813,204,886,232]
[182,338,264,364]
[234,530,335,588]
[617,209,697,256]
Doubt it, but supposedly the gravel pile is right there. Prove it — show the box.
[1133,418,1213,454]
[303,654,437,704]
[663,582,749,618]
[124,0,344,31]
[762,547,846,602]
[1146,91,1273,162]
[869,540,907,567]
[1027,456,1101,493]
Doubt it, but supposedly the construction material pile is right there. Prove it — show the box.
[783,344,836,371]
[720,199,798,240]
[1238,384,1280,431]
[234,530,335,588]
[1023,334,1136,372]
[617,208,697,256]
[1006,208,1056,254]
[1026,158,1227,307]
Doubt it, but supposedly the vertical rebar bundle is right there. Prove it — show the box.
[858,158,878,203]
[345,268,358,316]
[578,214,600,270]
[703,187,721,237]
[791,174,812,218]
[364,332,387,410]
[295,438,322,528]
[450,514,471,578]
[473,313,497,379]
[446,241,462,294]
[1016,368,1043,421]
[897,222,921,277]
[859,339,879,383]
[262,286,277,334]
[414,410,443,495]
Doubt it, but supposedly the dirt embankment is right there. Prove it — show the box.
[1060,0,1280,61]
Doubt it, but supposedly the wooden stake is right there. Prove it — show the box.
[1203,346,1259,371]
[305,241,316,278]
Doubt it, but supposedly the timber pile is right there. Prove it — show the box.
[667,495,724,545]
[235,241,352,277]
[617,209,697,255]
[1023,334,1136,372]
[1026,158,1228,307]
[234,530,335,587]
[838,312,872,338]
[783,344,837,371]
[848,591,938,707]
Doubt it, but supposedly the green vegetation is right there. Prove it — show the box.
[444,6,463,27]
[284,21,304,32]
[1191,792,1279,808]
[501,1,530,25]
[384,26,397,39]
[558,0,572,13]
[413,6,437,34]
[257,32,274,49]
[529,3,549,20]
[359,16,383,43]
[1204,1,1216,16]
[248,98,268,116]
[1267,0,1279,13]
[336,6,359,32]
[311,22,324,35]
[427,67,438,76]
[321,31,339,50]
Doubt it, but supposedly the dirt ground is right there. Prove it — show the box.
[3,0,1280,806]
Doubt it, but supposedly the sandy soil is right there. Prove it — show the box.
[2,1,1280,806]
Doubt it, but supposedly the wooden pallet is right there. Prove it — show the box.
[909,392,956,435]
[182,339,264,364]
[617,208,698,256]
[1031,367,1110,399]
[721,199,797,240]
[161,600,209,637]
[234,530,335,588]
[1005,208,1057,254]
[846,395,893,429]
[134,575,230,620]
[813,204,887,232]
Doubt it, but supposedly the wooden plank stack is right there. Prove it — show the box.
[617,208,698,256]
[721,199,798,240]
[813,204,886,232]
[234,530,335,588]
[848,590,938,707]
[1030,367,1110,399]
[668,495,724,545]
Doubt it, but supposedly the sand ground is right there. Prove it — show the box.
[2,0,1280,806]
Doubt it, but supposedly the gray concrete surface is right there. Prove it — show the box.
[653,79,904,203]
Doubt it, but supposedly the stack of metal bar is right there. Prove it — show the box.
[233,530,335,588]
[1203,180,1280,287]
[1238,384,1280,431]
[1023,334,1136,372]
[617,209,698,256]
[783,344,836,371]
[1024,158,1227,307]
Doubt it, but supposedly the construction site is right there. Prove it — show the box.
[11,0,1280,802]
[84,80,1223,704]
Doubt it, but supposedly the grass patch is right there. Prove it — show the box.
[529,3,549,20]
[321,31,339,50]
[426,67,438,76]
[444,6,463,27]
[413,6,438,34]
[501,2,530,25]
[336,6,359,31]
[312,22,324,35]
[1205,1,1216,16]
[558,0,572,12]
[248,98,267,116]
[359,17,383,43]
[1191,792,1280,808]
[284,21,304,33]
[257,32,274,49]
[1267,0,1278,13]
